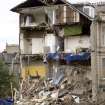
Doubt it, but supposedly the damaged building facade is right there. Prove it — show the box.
[11,0,67,78]
[11,0,93,77]
[11,0,105,102]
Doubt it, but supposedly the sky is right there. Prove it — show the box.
[0,0,105,52]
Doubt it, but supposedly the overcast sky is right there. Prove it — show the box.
[0,0,105,52]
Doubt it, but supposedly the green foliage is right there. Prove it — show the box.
[0,59,18,98]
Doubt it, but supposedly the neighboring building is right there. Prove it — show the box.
[1,52,19,75]
[91,6,105,101]
[0,44,19,75]
[92,2,105,14]
[5,44,19,54]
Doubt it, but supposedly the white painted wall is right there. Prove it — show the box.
[24,39,32,54]
[45,34,58,53]
[20,33,32,54]
[64,36,90,53]
[20,34,44,54]
[32,38,44,54]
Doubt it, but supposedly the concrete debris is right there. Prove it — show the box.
[15,65,97,105]
[72,95,80,103]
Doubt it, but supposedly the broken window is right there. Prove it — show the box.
[56,6,64,23]
[26,15,35,25]
[20,14,35,26]
[66,7,74,22]
[20,14,26,26]
[83,8,89,16]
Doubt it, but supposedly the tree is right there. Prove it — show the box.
[0,59,18,98]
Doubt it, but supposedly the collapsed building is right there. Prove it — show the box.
[11,0,93,77]
[11,0,105,103]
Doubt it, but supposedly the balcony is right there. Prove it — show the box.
[20,14,47,28]
[20,15,37,27]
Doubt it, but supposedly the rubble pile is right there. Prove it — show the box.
[66,65,92,98]
[16,78,78,105]
[21,79,44,99]
[14,63,97,105]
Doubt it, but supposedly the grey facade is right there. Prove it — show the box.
[91,10,105,101]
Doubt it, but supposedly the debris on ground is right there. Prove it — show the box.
[15,65,103,105]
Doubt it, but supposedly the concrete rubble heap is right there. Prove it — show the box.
[14,64,103,105]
